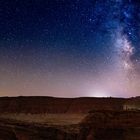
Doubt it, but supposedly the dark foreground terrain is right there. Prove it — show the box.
[0,96,139,140]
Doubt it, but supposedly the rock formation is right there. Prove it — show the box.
[0,96,139,140]
[0,96,124,114]
[79,110,140,140]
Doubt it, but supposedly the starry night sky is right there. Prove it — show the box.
[0,0,140,97]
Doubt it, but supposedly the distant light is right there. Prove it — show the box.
[89,90,110,97]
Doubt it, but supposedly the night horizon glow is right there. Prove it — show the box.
[0,0,140,97]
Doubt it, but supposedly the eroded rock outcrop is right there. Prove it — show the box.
[79,110,140,140]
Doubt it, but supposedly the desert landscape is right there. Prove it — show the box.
[1,0,140,139]
[0,96,139,140]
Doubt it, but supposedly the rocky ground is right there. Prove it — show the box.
[0,118,78,140]
[80,110,140,140]
[0,96,139,140]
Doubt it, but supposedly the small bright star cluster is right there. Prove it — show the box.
[0,0,139,97]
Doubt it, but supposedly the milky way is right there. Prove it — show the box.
[0,0,139,97]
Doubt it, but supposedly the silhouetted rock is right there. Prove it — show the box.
[0,96,125,114]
